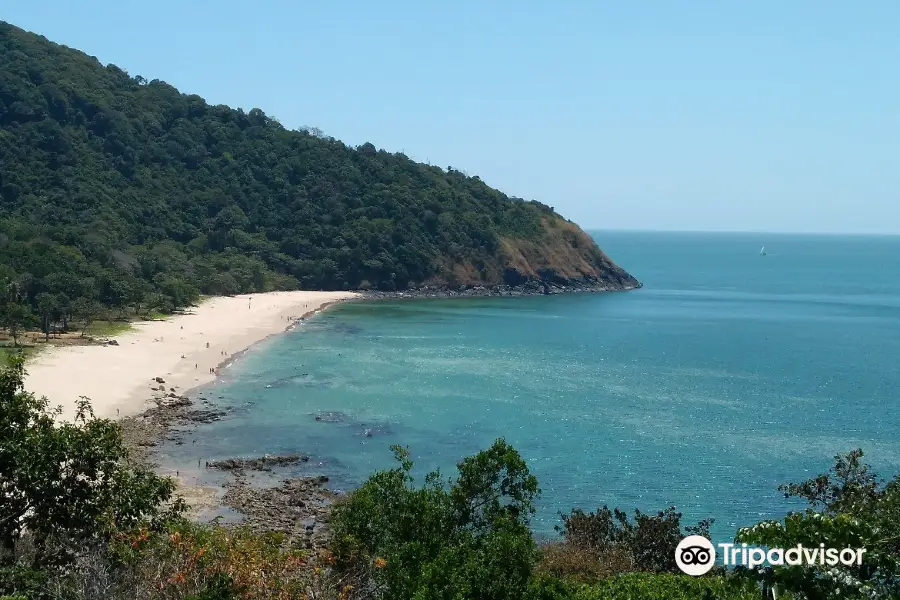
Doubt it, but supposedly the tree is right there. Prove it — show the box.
[0,281,30,347]
[330,439,540,600]
[72,297,103,338]
[35,292,57,341]
[738,449,900,599]
[0,302,29,348]
[554,505,713,575]
[55,293,72,331]
[0,356,183,566]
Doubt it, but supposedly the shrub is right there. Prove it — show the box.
[547,504,713,581]
[567,572,760,600]
[330,438,540,600]
[738,449,900,599]
[0,356,182,568]
[537,542,633,584]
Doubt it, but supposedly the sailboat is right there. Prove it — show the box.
[760,246,767,256]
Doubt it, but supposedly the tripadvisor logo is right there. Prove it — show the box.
[675,536,868,576]
[675,535,716,575]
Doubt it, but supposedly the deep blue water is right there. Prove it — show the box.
[160,231,900,540]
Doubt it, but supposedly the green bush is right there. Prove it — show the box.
[545,504,714,582]
[0,565,46,599]
[568,573,760,600]
[330,439,540,600]
[737,449,900,599]
[0,356,182,568]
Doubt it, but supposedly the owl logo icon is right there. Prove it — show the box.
[675,535,716,576]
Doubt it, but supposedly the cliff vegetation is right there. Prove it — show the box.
[0,21,638,338]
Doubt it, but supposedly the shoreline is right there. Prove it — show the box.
[358,279,642,301]
[193,298,349,396]
[24,290,358,423]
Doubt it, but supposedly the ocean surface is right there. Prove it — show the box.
[160,231,900,540]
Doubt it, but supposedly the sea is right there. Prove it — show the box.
[159,231,900,541]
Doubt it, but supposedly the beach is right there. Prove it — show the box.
[23,290,358,423]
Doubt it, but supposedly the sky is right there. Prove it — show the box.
[4,1,899,234]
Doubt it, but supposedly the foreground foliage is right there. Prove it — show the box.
[737,449,900,599]
[527,572,761,600]
[330,440,540,600]
[0,356,180,565]
[536,506,714,585]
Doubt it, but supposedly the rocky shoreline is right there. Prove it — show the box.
[221,474,336,549]
[119,385,230,466]
[359,276,642,301]
[119,386,339,550]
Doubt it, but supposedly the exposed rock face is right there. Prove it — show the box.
[422,220,640,294]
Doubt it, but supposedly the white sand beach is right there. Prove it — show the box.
[23,291,358,422]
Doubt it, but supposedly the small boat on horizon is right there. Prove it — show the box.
[760,246,767,256]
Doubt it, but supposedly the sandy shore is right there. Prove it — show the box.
[24,291,357,422]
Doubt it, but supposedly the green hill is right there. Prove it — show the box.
[0,21,639,317]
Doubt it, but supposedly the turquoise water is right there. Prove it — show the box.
[160,231,900,540]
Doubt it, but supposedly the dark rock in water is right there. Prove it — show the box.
[208,454,310,473]
[357,422,391,437]
[120,394,231,463]
[313,411,345,423]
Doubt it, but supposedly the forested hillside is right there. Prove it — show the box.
[0,21,638,321]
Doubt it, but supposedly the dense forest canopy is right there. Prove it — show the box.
[0,21,638,323]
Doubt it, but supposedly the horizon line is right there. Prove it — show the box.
[584,228,900,237]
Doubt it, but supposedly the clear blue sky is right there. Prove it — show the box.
[5,1,899,234]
